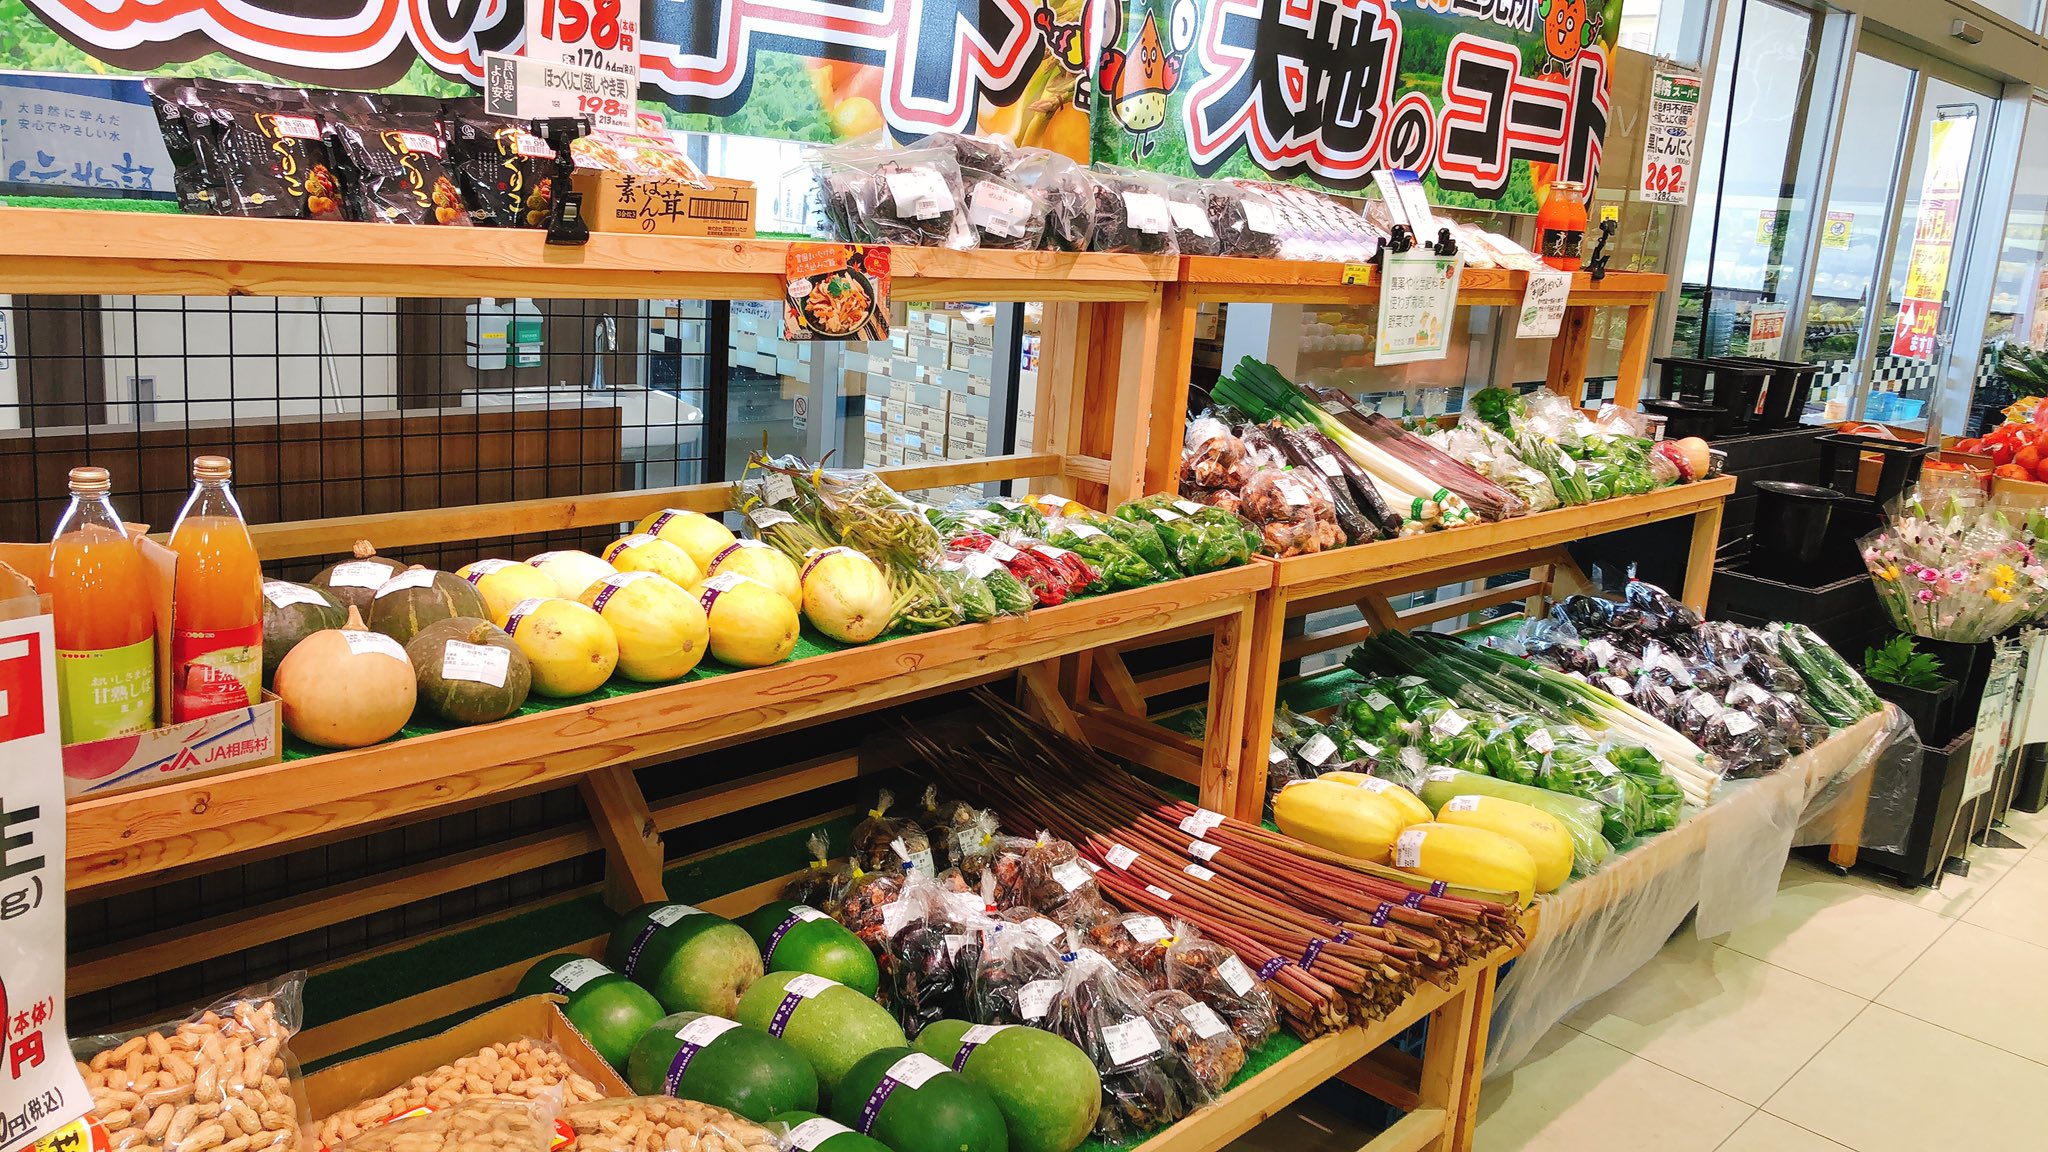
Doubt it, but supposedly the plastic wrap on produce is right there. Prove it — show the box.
[1485,707,1917,1077]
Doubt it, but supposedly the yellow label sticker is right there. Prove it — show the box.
[1340,263,1374,285]
[1600,205,1621,225]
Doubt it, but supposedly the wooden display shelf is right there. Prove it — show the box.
[1177,258,1665,307]
[0,208,1176,301]
[65,560,1268,895]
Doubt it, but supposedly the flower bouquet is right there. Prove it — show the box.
[1861,490,2048,641]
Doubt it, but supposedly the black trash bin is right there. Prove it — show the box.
[1724,356,1824,430]
[1751,480,1848,573]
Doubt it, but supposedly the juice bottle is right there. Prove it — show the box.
[169,455,263,721]
[49,466,157,742]
[1536,182,1589,272]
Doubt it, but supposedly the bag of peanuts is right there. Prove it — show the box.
[70,972,311,1152]
[329,1093,564,1152]
[559,1096,784,1152]
[312,1037,606,1149]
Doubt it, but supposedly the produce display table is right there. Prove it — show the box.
[1485,707,1908,1075]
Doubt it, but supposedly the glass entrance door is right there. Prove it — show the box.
[1807,37,2004,432]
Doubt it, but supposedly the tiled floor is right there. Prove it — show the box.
[1473,805,2048,1152]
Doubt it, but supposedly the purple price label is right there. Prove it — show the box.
[1429,881,1448,897]
[1299,937,1326,970]
[1371,902,1392,928]
[765,910,808,964]
[664,1041,706,1095]
[1256,957,1286,981]
[1332,929,1354,944]
[855,1075,903,1134]
[649,511,677,534]
[590,580,625,612]
[1403,891,1426,909]
[622,923,662,978]
[768,989,806,1037]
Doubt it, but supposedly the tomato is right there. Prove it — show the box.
[1996,464,2033,480]
[1993,442,2017,466]
[2034,459,2048,484]
[2016,445,2040,471]
[1956,438,1984,453]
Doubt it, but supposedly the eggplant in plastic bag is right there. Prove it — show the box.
[971,915,1071,1027]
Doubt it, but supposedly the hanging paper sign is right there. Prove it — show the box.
[1639,70,1701,206]
[483,51,634,133]
[784,244,891,342]
[1748,304,1788,358]
[1965,640,2026,803]
[1892,110,1978,362]
[525,0,642,88]
[1376,251,1462,366]
[0,615,93,1152]
[1822,211,1854,250]
[1515,269,1573,340]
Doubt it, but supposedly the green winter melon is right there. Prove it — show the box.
[914,1021,1100,1152]
[261,579,345,680]
[736,901,880,998]
[407,617,532,725]
[514,954,664,1073]
[830,1048,1008,1152]
[605,902,764,1017]
[734,972,905,1096]
[313,540,408,614]
[625,1011,817,1121]
[368,567,490,645]
[770,1113,893,1152]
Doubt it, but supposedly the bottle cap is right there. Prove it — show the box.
[68,466,111,493]
[192,455,233,480]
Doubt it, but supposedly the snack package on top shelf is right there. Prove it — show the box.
[185,81,346,220]
[1141,989,1244,1102]
[813,145,976,250]
[1058,951,1196,1145]
[1161,923,1278,1046]
[74,973,310,1152]
[1087,167,1179,256]
[1004,148,1097,251]
[922,131,1011,176]
[1160,176,1220,257]
[970,916,1071,1027]
[960,166,1048,250]
[330,1094,562,1152]
[570,129,709,187]
[559,1097,783,1152]
[312,92,470,226]
[445,103,554,228]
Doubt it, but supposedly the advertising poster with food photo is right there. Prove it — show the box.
[784,243,890,342]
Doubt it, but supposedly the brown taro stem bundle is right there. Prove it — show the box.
[901,693,1523,1036]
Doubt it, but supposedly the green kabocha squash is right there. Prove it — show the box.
[312,539,407,614]
[368,566,490,645]
[261,579,345,680]
[407,616,532,725]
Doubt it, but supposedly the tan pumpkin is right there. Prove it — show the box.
[274,605,418,749]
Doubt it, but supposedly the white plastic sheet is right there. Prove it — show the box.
[1485,706,1918,1076]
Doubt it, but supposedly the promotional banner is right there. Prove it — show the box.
[0,613,92,1152]
[3,0,1616,205]
[1892,109,1977,362]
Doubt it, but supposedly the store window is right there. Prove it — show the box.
[1968,0,2043,30]
[1675,0,1833,361]
[1972,99,2048,435]
[1614,0,1717,65]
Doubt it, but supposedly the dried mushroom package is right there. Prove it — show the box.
[1087,168,1178,256]
[71,972,312,1152]
[814,146,976,250]
[1004,148,1096,251]
[316,93,470,225]
[445,101,555,228]
[193,83,344,219]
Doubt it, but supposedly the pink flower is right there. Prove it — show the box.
[1917,589,1939,603]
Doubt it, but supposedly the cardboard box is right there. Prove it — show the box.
[304,996,629,1123]
[571,172,757,238]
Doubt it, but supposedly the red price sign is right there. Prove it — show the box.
[537,0,626,51]
[1643,162,1687,197]
[525,0,641,84]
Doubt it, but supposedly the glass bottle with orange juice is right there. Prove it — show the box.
[1536,181,1590,272]
[169,455,263,721]
[49,466,157,742]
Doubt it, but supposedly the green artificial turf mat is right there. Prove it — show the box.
[1072,1031,1305,1152]
[2,196,180,213]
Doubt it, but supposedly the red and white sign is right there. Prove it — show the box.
[526,0,643,87]
[1891,112,1976,362]
[0,615,92,1152]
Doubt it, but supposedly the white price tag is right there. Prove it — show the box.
[1169,200,1216,238]
[1187,840,1221,862]
[1051,860,1092,892]
[1184,863,1216,882]
[1299,732,1338,766]
[1121,190,1170,234]
[649,904,705,927]
[1150,507,1185,522]
[1178,808,1226,838]
[1364,692,1395,712]
[788,1118,854,1152]
[263,580,330,608]
[1395,829,1427,869]
[1018,979,1063,1020]
[1432,710,1470,738]
[1182,1002,1230,1039]
[1723,711,1759,736]
[883,1052,952,1089]
[327,560,393,590]
[1445,796,1482,813]
[1602,675,1633,698]
[548,957,609,991]
[762,472,798,505]
[749,507,797,530]
[441,640,512,688]
[341,630,409,662]
[1356,776,1396,794]
[986,540,1020,562]
[959,552,1002,579]
[1102,1018,1163,1066]
[674,1015,741,1046]
[969,181,1035,238]
[1068,523,1106,539]
[885,169,957,220]
[1023,917,1065,943]
[1104,843,1139,870]
[1217,956,1257,995]
[1313,453,1345,478]
[1173,500,1205,515]
[1122,915,1170,944]
[1240,198,1278,234]
[1526,727,1556,754]
[783,972,836,998]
